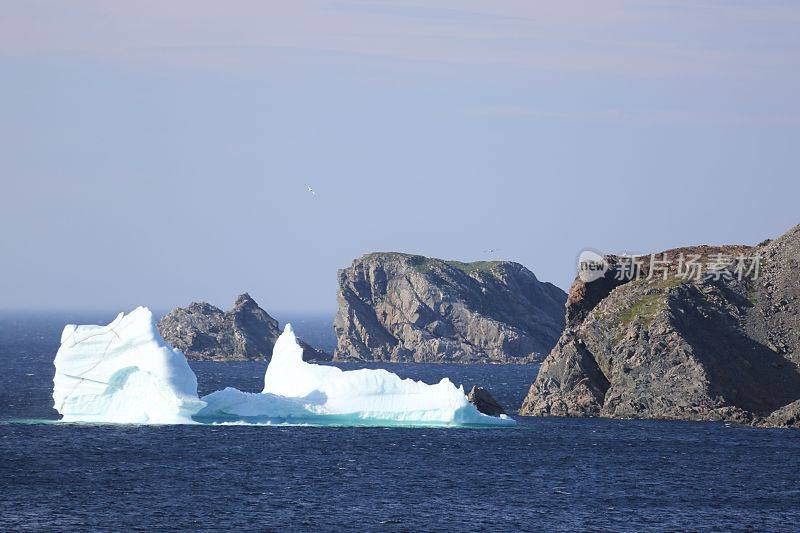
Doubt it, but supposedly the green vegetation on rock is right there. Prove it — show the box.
[619,294,663,328]
[443,260,505,274]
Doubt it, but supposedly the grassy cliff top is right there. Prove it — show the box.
[358,252,510,274]
[440,259,509,274]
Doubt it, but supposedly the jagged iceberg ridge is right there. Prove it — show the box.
[53,308,514,426]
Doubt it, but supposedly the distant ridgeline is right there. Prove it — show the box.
[333,252,567,363]
[521,223,800,429]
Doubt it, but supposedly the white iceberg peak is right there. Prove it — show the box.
[258,325,512,426]
[53,307,205,424]
[268,322,303,367]
[53,309,514,427]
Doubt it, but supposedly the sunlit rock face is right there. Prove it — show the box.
[334,253,567,363]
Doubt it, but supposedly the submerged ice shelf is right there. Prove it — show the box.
[52,308,513,427]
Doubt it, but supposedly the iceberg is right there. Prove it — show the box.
[53,308,513,427]
[200,324,513,426]
[53,307,205,424]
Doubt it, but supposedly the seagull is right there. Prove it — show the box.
[484,248,499,254]
[306,185,316,197]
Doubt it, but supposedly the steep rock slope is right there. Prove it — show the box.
[520,225,800,428]
[334,253,566,363]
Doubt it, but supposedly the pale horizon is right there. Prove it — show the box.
[2,1,798,313]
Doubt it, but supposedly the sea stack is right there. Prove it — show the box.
[334,253,567,363]
[157,293,328,361]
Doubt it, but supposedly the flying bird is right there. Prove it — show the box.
[484,248,499,254]
[306,185,316,197]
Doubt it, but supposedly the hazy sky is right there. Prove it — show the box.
[1,1,799,313]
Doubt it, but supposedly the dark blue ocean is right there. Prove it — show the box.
[1,313,799,531]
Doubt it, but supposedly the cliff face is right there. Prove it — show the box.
[333,253,567,363]
[520,225,800,428]
[157,293,328,361]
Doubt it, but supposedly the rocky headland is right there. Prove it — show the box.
[157,293,328,362]
[334,252,567,363]
[520,224,800,429]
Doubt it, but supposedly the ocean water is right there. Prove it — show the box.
[1,313,799,531]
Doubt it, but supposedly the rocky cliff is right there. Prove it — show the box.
[520,224,800,429]
[334,253,567,363]
[157,293,328,361]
